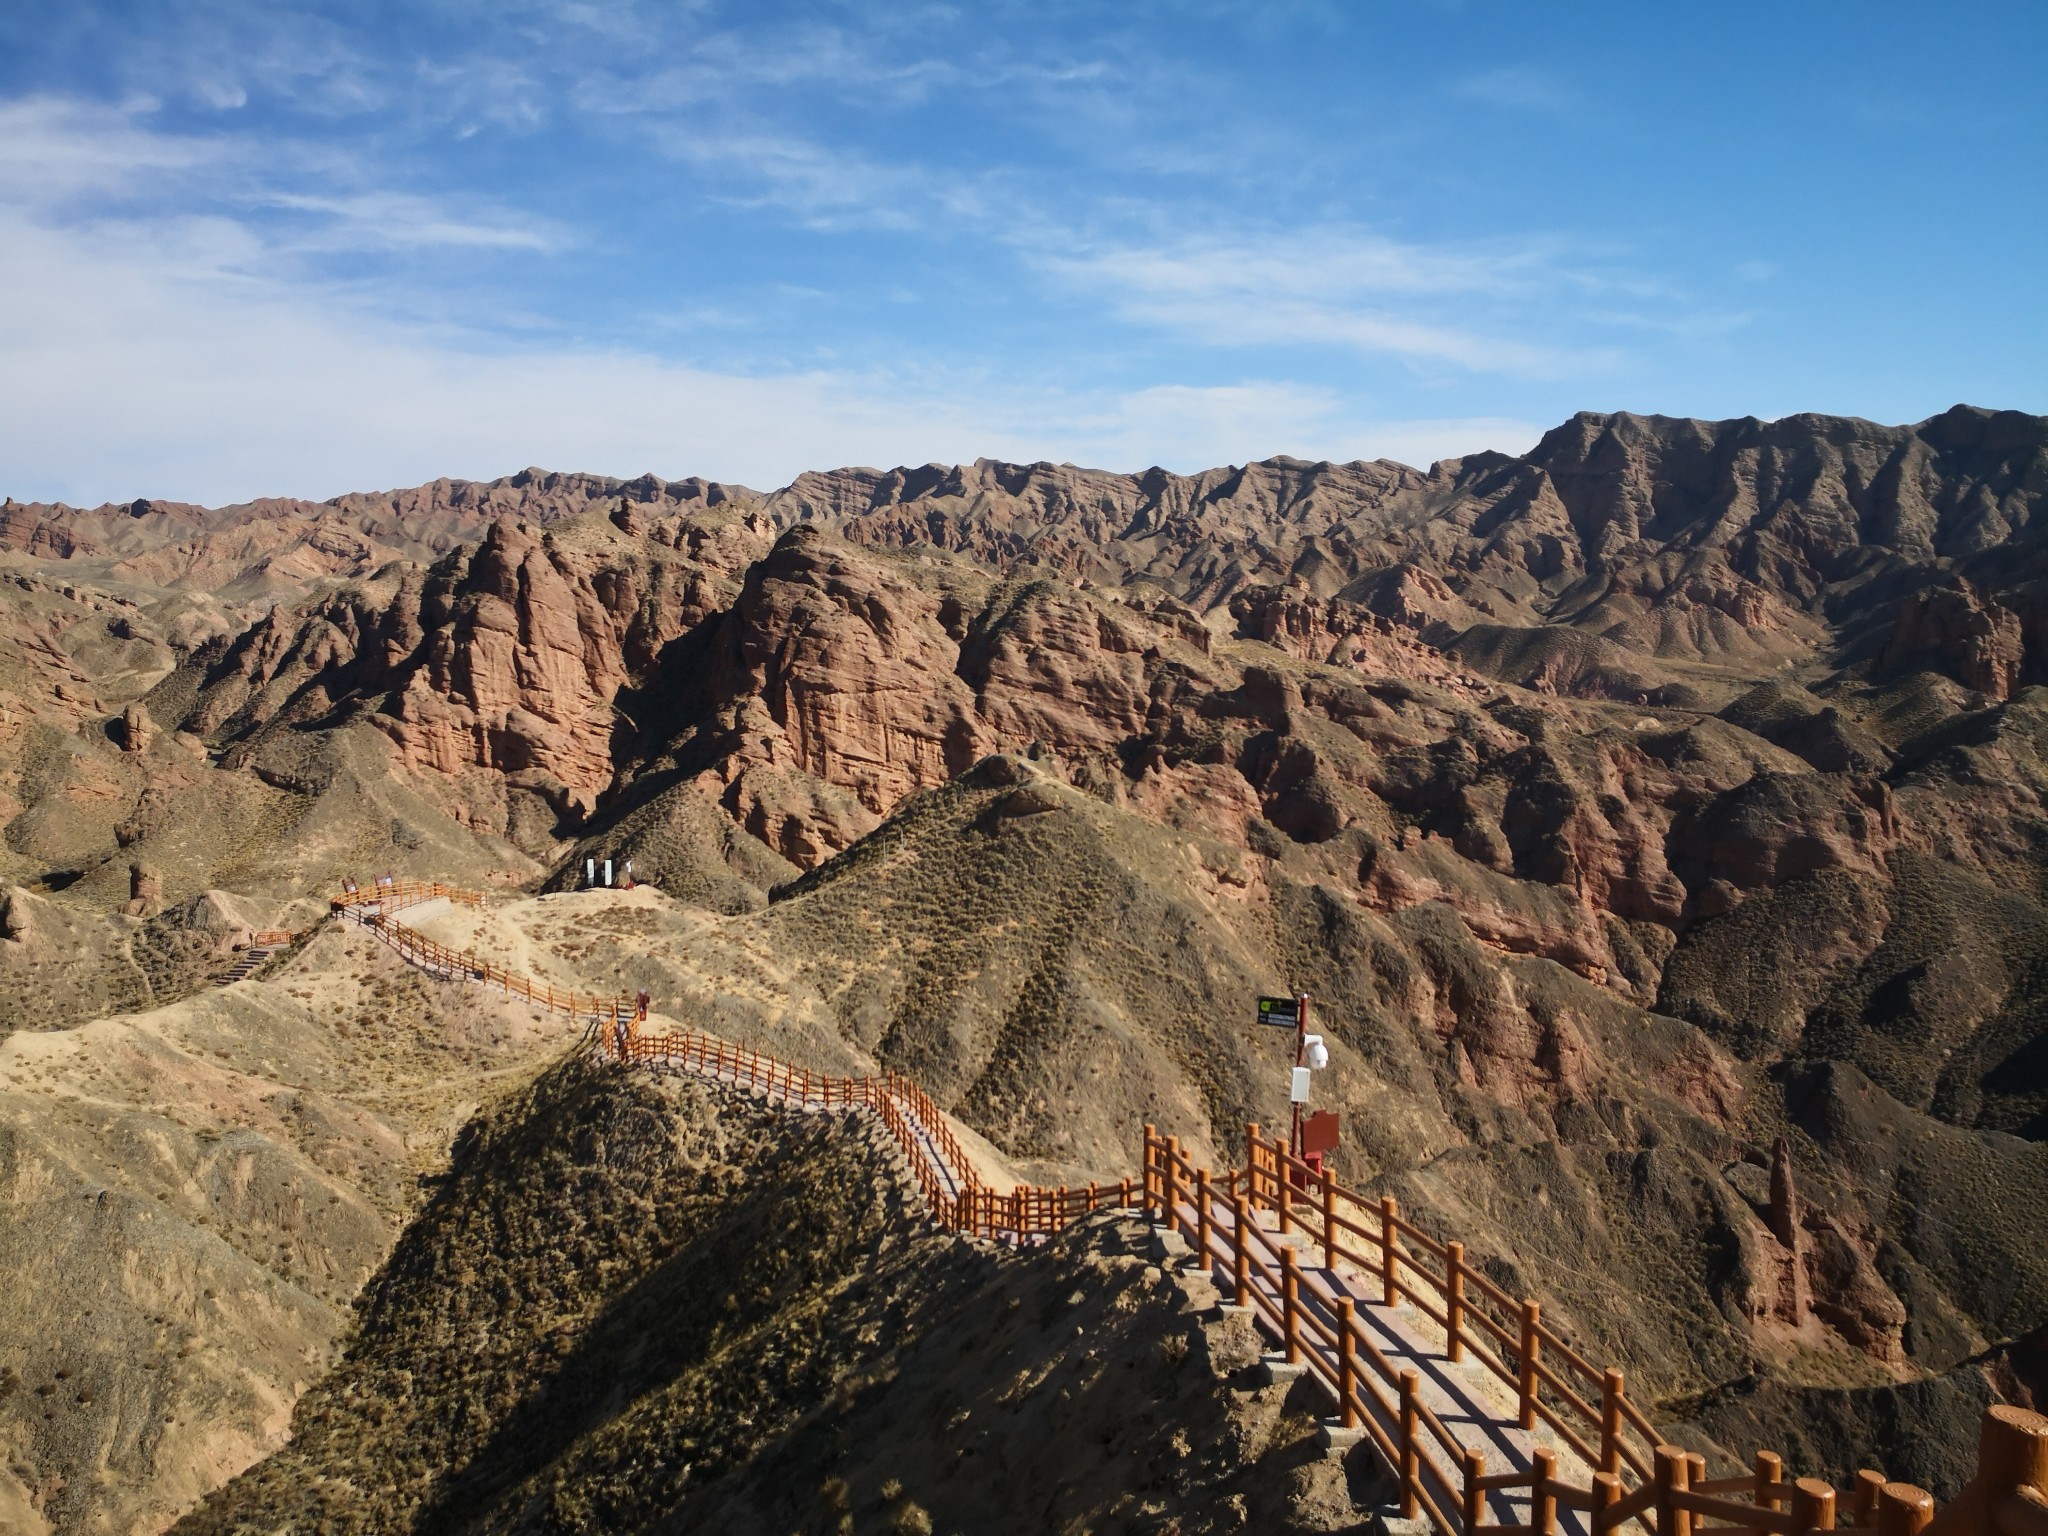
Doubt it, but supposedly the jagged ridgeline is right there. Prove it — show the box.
[1,406,2045,1532]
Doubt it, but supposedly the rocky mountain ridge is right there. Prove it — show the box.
[17,404,2044,674]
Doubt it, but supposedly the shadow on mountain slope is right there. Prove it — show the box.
[171,1056,1367,1536]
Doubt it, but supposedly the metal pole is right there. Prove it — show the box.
[1290,990,1309,1160]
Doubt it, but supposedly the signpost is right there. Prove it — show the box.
[1255,992,1312,1158]
[1255,991,1340,1171]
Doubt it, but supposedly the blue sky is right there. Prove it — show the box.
[1,1,2042,506]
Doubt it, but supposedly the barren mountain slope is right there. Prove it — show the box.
[170,1055,1366,1536]
[2,405,2046,1530]
[0,923,573,1535]
[452,776,2048,1493]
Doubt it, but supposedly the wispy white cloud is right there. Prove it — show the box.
[564,10,1118,119]
[647,128,935,229]
[0,96,224,204]
[0,95,571,264]
[0,195,1532,505]
[80,4,380,119]
[623,108,1666,379]
[254,190,570,252]
[1039,230,1619,376]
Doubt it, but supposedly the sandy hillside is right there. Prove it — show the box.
[0,920,573,1535]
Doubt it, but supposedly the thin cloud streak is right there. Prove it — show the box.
[0,96,225,204]
[1,95,575,272]
[1040,232,1623,375]
[254,191,571,252]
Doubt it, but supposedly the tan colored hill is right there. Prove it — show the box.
[0,921,574,1534]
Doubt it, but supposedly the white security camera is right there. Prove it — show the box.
[1304,1033,1330,1070]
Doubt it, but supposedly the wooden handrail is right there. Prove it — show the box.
[348,879,1985,1532]
[339,879,1115,1246]
[1244,1121,1674,1494]
[1141,1124,1956,1536]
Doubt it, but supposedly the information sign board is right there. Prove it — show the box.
[1257,995,1301,1029]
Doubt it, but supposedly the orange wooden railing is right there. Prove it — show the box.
[1143,1126,2047,1536]
[332,880,639,1022]
[610,1021,1132,1241]
[331,880,1120,1246]
[330,877,2044,1523]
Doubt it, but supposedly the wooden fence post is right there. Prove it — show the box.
[1398,1368,1420,1520]
[1164,1136,1181,1228]
[1518,1299,1541,1431]
[1853,1471,1885,1528]
[1446,1241,1466,1364]
[1281,1245,1302,1366]
[1246,1122,1261,1210]
[1277,1150,1293,1237]
[1196,1169,1212,1273]
[1973,1404,2048,1497]
[1336,1298,1359,1430]
[1601,1369,1625,1475]
[1654,1446,1684,1536]
[1592,1472,1621,1536]
[1381,1195,1401,1308]
[1791,1477,1836,1536]
[1754,1451,1783,1510]
[1322,1174,1338,1272]
[1533,1448,1558,1536]
[1142,1124,1157,1214]
[1232,1192,1250,1308]
[1874,1484,1932,1536]
[1463,1449,1486,1534]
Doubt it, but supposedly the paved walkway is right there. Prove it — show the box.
[1169,1197,1590,1536]
[214,943,279,986]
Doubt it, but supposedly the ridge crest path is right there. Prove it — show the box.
[326,879,2027,1536]
[1181,1191,1581,1534]
[330,880,1062,1238]
[330,879,1585,1523]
